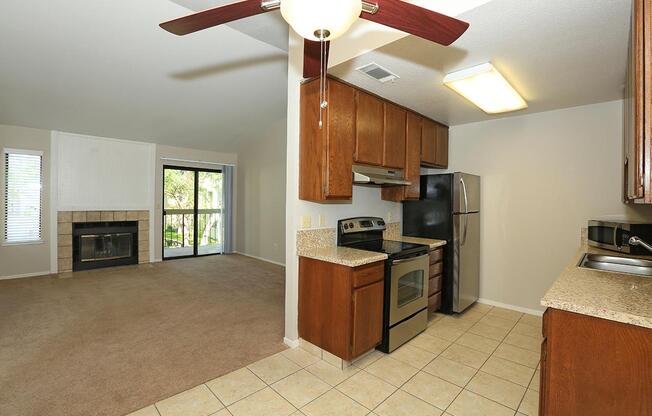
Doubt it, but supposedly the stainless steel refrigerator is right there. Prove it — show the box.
[402,173,480,314]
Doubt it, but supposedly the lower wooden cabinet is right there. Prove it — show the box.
[427,247,444,313]
[540,308,652,415]
[298,257,385,361]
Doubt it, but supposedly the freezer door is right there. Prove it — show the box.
[453,173,481,214]
[453,212,480,312]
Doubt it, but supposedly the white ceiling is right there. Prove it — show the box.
[0,0,633,152]
[0,0,288,152]
[330,0,632,126]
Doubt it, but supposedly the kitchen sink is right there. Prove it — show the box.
[578,253,652,277]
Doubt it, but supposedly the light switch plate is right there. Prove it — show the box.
[300,215,312,229]
[318,214,326,227]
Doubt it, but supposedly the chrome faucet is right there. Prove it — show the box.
[628,236,652,253]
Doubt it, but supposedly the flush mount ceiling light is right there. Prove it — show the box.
[280,0,362,41]
[443,63,528,114]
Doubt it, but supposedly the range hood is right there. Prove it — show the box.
[352,165,411,186]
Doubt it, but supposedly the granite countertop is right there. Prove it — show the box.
[541,246,652,329]
[298,246,388,268]
[389,236,447,249]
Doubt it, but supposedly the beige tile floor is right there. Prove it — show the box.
[127,303,542,416]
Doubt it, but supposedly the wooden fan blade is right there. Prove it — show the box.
[160,0,272,36]
[303,39,330,79]
[360,0,470,46]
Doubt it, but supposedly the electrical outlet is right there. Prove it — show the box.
[318,214,326,227]
[387,211,393,222]
[300,215,312,229]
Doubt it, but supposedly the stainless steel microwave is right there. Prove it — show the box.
[588,220,652,255]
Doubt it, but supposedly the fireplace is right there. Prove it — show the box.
[73,221,139,271]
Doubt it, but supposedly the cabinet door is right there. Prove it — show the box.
[383,103,406,169]
[405,113,423,199]
[325,80,355,199]
[421,119,437,166]
[351,281,384,358]
[355,91,384,166]
[435,125,449,168]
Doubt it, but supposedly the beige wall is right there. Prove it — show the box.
[154,144,238,262]
[0,124,51,278]
[445,100,652,311]
[236,119,286,265]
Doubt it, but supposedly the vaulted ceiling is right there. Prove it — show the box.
[0,0,632,152]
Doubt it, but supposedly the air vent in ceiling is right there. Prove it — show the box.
[356,63,400,83]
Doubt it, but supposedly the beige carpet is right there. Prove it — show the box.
[0,254,286,416]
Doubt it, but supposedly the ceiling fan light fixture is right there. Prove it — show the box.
[280,0,362,41]
[443,63,528,114]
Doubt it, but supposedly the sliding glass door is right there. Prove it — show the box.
[163,166,223,259]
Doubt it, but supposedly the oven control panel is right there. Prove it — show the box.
[339,217,386,234]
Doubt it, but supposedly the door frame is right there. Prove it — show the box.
[162,164,223,261]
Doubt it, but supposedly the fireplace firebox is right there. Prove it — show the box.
[72,221,139,271]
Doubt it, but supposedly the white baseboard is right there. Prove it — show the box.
[284,337,300,348]
[234,251,286,267]
[477,298,545,317]
[0,271,51,281]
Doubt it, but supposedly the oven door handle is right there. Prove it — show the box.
[613,224,622,249]
[392,254,429,264]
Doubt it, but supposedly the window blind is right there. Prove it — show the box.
[4,150,42,243]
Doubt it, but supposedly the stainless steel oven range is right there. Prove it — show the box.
[337,217,430,353]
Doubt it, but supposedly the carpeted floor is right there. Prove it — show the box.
[0,254,286,416]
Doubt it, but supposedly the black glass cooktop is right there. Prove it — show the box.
[345,239,428,259]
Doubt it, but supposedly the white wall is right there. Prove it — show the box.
[446,100,652,311]
[0,124,52,278]
[236,119,287,265]
[55,132,155,211]
[154,144,237,262]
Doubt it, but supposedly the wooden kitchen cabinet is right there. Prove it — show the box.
[539,308,652,415]
[382,102,407,169]
[299,78,355,201]
[382,111,422,201]
[355,91,384,166]
[299,257,385,361]
[435,124,449,168]
[624,0,651,203]
[299,76,449,202]
[421,119,449,169]
[421,119,437,166]
[427,247,444,313]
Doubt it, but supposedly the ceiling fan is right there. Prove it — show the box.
[160,0,470,79]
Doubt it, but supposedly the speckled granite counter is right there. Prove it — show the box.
[389,236,447,249]
[541,246,652,329]
[298,246,388,267]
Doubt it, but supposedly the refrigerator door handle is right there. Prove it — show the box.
[460,177,469,214]
[460,177,469,245]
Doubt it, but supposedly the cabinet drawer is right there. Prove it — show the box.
[353,262,384,288]
[428,275,442,296]
[428,292,441,312]
[429,248,443,264]
[429,262,443,277]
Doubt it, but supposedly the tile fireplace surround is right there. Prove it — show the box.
[57,210,150,273]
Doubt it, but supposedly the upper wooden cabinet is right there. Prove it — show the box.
[421,119,449,169]
[421,119,437,166]
[624,0,651,203]
[355,91,384,166]
[435,124,449,168]
[299,78,355,202]
[299,76,448,202]
[382,112,422,202]
[383,103,407,169]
